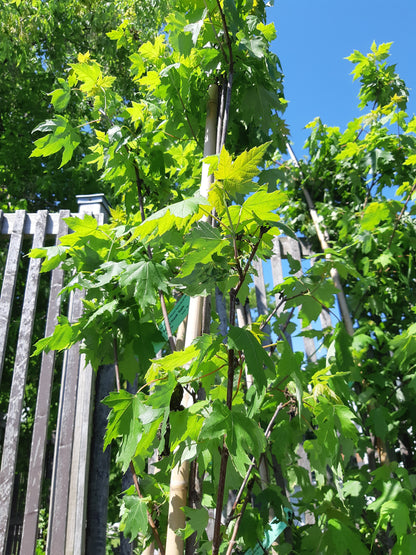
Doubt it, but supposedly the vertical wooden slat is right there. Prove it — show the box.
[65,353,94,555]
[309,257,332,332]
[64,201,109,554]
[85,364,114,555]
[0,210,48,555]
[320,307,332,330]
[285,238,316,362]
[253,257,268,316]
[271,238,293,347]
[0,210,26,386]
[46,288,84,555]
[48,198,109,554]
[253,257,272,341]
[20,210,70,554]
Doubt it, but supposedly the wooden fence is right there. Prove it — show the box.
[0,196,332,554]
[0,195,113,555]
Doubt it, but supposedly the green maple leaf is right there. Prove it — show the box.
[298,295,323,327]
[200,401,266,476]
[120,495,149,540]
[30,245,68,272]
[228,326,274,389]
[181,507,209,541]
[49,79,71,112]
[240,187,287,225]
[361,202,391,230]
[241,85,281,132]
[119,260,168,307]
[31,115,80,167]
[180,222,226,277]
[215,143,270,199]
[103,390,143,471]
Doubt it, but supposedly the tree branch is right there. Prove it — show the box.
[212,441,229,554]
[225,485,252,555]
[234,226,269,298]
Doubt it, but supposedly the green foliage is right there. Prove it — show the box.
[276,41,416,553]
[28,6,416,553]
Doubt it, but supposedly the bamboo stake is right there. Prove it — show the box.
[286,144,354,337]
[165,84,219,555]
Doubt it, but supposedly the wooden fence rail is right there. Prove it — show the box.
[0,195,331,554]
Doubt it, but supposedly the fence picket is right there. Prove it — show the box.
[0,210,26,386]
[0,211,48,554]
[271,237,293,347]
[46,288,84,555]
[20,210,70,554]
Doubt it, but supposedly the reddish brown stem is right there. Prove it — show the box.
[129,461,166,555]
[212,442,229,555]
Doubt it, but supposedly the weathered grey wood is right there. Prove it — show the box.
[253,258,271,341]
[284,237,302,278]
[309,257,333,332]
[285,237,317,362]
[296,444,315,525]
[86,364,114,555]
[278,236,313,259]
[47,288,84,555]
[66,352,95,555]
[0,212,64,236]
[253,258,268,315]
[47,195,110,554]
[63,195,111,555]
[0,210,3,246]
[0,210,26,386]
[271,238,293,346]
[271,237,284,303]
[215,287,228,336]
[0,210,48,555]
[320,307,332,330]
[20,210,70,555]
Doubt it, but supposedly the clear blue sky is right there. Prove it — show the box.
[266,0,416,156]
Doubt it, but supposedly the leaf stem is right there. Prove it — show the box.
[160,291,176,352]
[225,484,252,555]
[234,226,269,299]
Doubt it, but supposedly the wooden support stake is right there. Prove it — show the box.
[165,84,218,555]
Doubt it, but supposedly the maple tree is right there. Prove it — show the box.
[29,2,416,554]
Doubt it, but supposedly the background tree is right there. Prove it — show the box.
[276,42,416,553]
[0,0,164,211]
